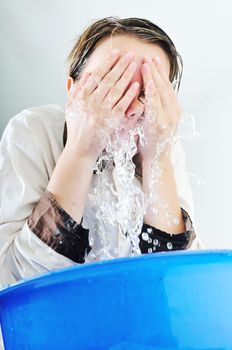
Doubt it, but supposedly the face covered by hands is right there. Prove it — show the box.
[65,35,182,164]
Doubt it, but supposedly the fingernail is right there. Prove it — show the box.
[125,51,135,61]
[111,48,120,57]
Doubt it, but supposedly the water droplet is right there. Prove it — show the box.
[142,232,149,241]
[148,248,153,254]
[53,231,60,237]
[147,227,152,234]
[167,242,173,250]
[165,212,172,219]
[153,239,159,246]
[177,112,199,141]
[173,217,180,225]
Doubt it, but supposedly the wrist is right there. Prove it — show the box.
[64,143,98,166]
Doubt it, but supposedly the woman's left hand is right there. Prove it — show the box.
[138,56,182,161]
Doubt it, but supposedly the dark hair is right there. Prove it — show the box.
[67,16,183,92]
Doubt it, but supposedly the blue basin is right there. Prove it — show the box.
[0,250,232,349]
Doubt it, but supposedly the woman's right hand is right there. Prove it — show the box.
[65,49,140,161]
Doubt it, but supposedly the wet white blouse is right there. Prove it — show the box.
[0,104,203,290]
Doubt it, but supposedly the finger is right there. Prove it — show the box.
[142,62,159,115]
[142,64,161,123]
[141,62,153,91]
[143,56,166,90]
[144,56,166,86]
[68,71,91,100]
[144,80,158,121]
[149,58,180,121]
[81,48,121,96]
[102,60,138,108]
[112,81,140,125]
[77,70,91,88]
[152,56,170,84]
[145,57,175,107]
[94,51,135,101]
[152,57,177,99]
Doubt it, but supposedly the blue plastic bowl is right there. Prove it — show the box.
[1,250,232,350]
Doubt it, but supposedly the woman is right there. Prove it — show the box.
[0,17,203,289]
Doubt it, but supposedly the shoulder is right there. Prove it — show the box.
[1,104,65,151]
[1,104,66,177]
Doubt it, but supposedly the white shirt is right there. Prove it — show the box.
[0,104,203,290]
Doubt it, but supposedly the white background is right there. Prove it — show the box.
[1,0,232,248]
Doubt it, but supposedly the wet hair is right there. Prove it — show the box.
[67,16,183,92]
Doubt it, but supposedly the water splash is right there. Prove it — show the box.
[66,87,201,259]
[91,125,148,258]
[187,171,206,186]
[177,112,200,141]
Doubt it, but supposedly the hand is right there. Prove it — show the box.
[138,56,182,161]
[65,49,140,161]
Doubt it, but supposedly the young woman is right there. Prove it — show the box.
[0,17,203,289]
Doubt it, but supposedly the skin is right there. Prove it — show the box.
[47,34,185,235]
[72,34,170,119]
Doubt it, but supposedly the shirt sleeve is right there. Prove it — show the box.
[170,138,204,250]
[0,112,78,289]
[28,190,92,263]
[139,207,196,254]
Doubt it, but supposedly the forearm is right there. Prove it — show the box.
[142,152,185,234]
[47,146,95,224]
